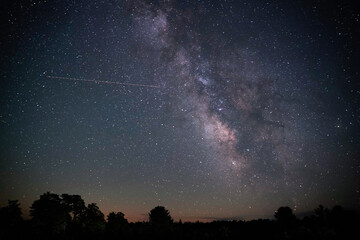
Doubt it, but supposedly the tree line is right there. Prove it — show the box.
[0,192,359,239]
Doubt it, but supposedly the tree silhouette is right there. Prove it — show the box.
[314,204,329,227]
[80,203,106,234]
[274,206,296,224]
[0,200,22,225]
[30,192,70,236]
[0,200,23,239]
[274,206,297,236]
[61,194,86,220]
[149,206,173,226]
[106,211,129,239]
[315,205,325,219]
[149,206,173,239]
[107,211,128,225]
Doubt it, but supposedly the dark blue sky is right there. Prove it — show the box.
[1,0,359,222]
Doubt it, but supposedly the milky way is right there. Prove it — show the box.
[130,1,311,193]
[1,0,359,221]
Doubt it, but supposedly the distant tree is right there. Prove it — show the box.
[106,212,129,238]
[331,205,344,217]
[315,205,325,219]
[314,204,329,226]
[61,194,86,220]
[0,200,23,239]
[274,206,296,223]
[107,211,128,225]
[149,206,173,226]
[0,200,22,225]
[274,206,297,233]
[30,192,70,236]
[330,205,353,227]
[149,206,173,239]
[80,203,105,234]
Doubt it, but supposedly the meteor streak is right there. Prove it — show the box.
[46,75,160,88]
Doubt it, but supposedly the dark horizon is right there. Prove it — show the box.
[1,193,360,240]
[11,196,360,223]
[2,191,360,222]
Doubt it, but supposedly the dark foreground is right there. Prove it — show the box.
[1,192,359,240]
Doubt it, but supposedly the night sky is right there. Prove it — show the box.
[1,0,359,222]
